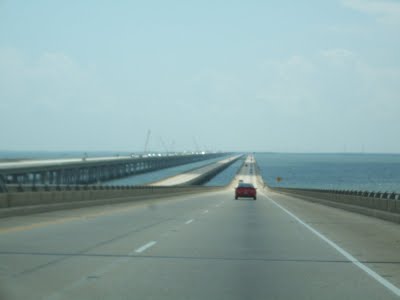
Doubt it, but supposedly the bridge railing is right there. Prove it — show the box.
[267,185,400,222]
[3,183,216,193]
[271,187,400,201]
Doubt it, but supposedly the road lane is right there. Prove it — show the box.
[264,187,400,288]
[0,158,399,299]
[0,190,227,298]
[264,193,400,297]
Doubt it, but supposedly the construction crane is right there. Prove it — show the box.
[144,130,151,155]
[159,137,169,155]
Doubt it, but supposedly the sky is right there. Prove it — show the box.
[1,0,400,153]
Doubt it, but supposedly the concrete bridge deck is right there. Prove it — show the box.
[150,155,241,186]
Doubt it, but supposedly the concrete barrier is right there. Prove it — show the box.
[0,194,8,208]
[269,186,400,224]
[0,186,224,218]
[4,186,222,208]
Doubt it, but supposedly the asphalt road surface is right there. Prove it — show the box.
[0,158,399,299]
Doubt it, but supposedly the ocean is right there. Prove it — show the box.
[255,153,400,193]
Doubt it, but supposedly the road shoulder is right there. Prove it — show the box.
[263,188,400,288]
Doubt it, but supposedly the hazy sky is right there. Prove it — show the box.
[1,0,399,153]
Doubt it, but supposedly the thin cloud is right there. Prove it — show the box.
[342,0,400,25]
[321,48,355,59]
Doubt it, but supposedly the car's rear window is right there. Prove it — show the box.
[238,183,254,188]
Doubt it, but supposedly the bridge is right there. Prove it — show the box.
[0,152,226,191]
[0,155,399,299]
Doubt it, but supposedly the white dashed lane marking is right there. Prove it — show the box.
[134,241,157,253]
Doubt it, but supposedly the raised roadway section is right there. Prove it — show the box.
[0,155,399,299]
[150,155,241,186]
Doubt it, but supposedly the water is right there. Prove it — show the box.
[205,158,244,186]
[255,153,400,193]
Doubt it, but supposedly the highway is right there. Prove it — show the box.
[0,157,399,299]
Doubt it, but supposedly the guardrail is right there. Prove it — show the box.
[273,187,400,199]
[4,183,175,193]
[268,186,400,223]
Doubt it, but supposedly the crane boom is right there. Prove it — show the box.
[144,130,151,154]
[159,137,169,154]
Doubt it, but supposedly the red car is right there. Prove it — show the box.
[235,183,257,200]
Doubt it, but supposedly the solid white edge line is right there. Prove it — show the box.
[135,241,157,253]
[185,219,194,224]
[264,193,400,297]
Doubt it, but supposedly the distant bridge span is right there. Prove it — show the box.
[0,153,228,190]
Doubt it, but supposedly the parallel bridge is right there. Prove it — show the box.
[0,153,227,191]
